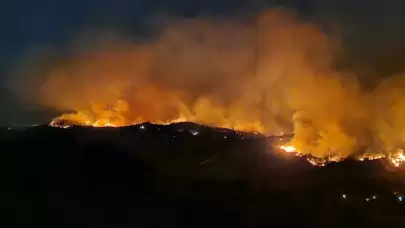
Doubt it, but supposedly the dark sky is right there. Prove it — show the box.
[2,0,405,125]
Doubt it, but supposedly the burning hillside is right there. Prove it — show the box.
[278,143,405,168]
[10,9,405,166]
[48,118,405,168]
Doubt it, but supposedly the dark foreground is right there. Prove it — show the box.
[1,123,405,227]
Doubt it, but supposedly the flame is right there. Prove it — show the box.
[306,157,327,167]
[279,144,405,167]
[48,97,268,131]
[280,145,297,153]
[357,154,385,161]
[388,150,405,167]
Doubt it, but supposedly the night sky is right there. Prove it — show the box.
[2,0,405,125]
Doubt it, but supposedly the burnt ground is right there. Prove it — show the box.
[1,123,405,227]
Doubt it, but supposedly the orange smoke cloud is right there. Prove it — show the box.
[11,9,405,160]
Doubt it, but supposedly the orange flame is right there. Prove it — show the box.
[279,144,405,167]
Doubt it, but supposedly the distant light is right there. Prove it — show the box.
[190,129,199,136]
[372,195,377,200]
[200,158,213,165]
[224,136,227,139]
[342,194,346,199]
[365,198,370,202]
[139,125,145,130]
[398,196,403,202]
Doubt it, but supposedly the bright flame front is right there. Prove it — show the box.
[279,144,405,167]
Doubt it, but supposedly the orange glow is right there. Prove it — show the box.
[48,98,267,131]
[279,143,405,167]
[280,145,297,153]
[388,150,405,167]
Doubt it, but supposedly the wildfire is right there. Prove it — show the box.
[388,150,405,167]
[47,99,268,132]
[280,145,298,153]
[21,9,405,170]
[279,144,405,167]
[48,109,405,169]
[49,112,405,168]
[306,157,327,167]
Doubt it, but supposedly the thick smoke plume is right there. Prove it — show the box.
[11,9,405,159]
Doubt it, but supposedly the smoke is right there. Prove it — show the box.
[10,9,405,158]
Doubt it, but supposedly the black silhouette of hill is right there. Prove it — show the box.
[1,123,405,227]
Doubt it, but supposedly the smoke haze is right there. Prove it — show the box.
[9,9,405,158]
